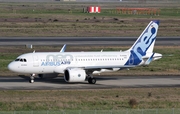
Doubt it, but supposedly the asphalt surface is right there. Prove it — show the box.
[0,37,180,46]
[0,75,180,90]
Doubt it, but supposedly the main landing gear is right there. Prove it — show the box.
[29,74,35,83]
[28,73,97,84]
[87,74,96,84]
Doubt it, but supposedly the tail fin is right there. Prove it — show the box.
[125,20,160,66]
[129,20,159,58]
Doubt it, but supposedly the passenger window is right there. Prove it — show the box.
[20,59,23,62]
[24,59,27,62]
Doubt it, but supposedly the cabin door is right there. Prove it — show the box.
[33,55,39,67]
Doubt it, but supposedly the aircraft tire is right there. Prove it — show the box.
[88,78,96,84]
[91,78,96,84]
[29,79,34,83]
[88,78,92,84]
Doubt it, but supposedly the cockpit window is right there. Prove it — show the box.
[15,58,27,62]
[15,59,20,61]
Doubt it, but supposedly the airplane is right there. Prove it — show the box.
[8,20,162,84]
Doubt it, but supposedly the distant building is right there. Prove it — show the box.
[88,6,101,13]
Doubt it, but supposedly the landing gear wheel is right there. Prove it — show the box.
[91,78,96,84]
[88,77,96,84]
[29,79,34,83]
[29,76,34,83]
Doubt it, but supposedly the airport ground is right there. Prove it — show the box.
[0,1,180,111]
[0,2,179,37]
[0,45,180,110]
[0,87,180,111]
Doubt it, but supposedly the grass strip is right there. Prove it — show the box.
[0,88,180,110]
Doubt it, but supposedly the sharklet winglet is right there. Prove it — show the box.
[60,44,67,52]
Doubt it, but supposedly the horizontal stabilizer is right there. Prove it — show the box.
[144,53,155,65]
[142,53,162,65]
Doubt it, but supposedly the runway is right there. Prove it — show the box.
[0,37,180,46]
[0,75,180,90]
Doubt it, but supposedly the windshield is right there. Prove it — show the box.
[15,58,27,62]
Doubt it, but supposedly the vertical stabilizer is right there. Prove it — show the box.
[125,20,160,65]
[129,20,159,53]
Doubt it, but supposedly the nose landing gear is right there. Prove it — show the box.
[29,74,35,83]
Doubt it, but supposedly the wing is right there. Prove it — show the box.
[54,65,136,74]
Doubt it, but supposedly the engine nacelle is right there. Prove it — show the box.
[64,68,86,82]
[38,73,58,79]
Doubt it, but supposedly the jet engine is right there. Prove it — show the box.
[64,68,86,82]
[38,73,58,79]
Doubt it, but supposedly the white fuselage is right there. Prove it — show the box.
[8,51,132,74]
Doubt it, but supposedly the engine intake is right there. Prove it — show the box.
[64,68,86,82]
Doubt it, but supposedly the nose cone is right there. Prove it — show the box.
[8,62,18,72]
